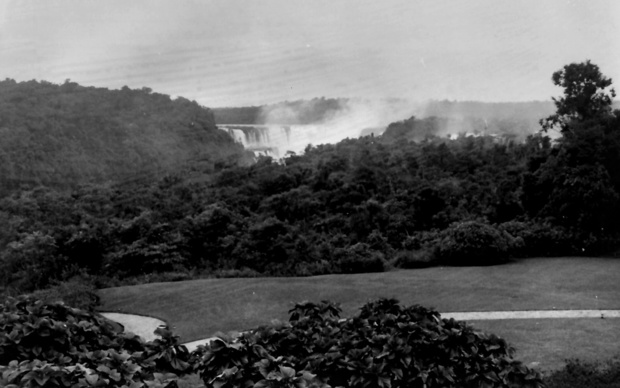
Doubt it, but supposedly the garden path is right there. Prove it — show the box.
[101,309,620,352]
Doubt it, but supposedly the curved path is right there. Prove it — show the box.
[101,310,620,352]
[101,312,167,342]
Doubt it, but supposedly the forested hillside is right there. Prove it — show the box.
[0,79,246,194]
[1,61,619,296]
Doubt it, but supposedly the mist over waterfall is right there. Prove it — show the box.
[221,122,367,158]
[218,98,422,158]
[223,125,292,157]
[216,99,562,158]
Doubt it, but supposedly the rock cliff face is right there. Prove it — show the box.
[0,80,245,193]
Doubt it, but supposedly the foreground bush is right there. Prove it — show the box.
[0,296,190,387]
[194,299,543,388]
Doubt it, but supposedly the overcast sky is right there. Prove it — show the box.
[1,0,618,107]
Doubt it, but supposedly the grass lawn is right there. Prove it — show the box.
[99,257,620,371]
[468,318,620,371]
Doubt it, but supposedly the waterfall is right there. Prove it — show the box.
[220,121,368,159]
[223,125,284,157]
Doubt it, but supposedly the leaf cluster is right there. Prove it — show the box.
[544,357,620,388]
[434,221,523,266]
[194,299,544,388]
[541,60,616,133]
[0,296,192,387]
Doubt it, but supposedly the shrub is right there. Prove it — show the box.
[0,231,64,292]
[334,243,386,273]
[393,249,437,268]
[133,270,196,284]
[0,296,191,387]
[497,221,620,257]
[28,276,100,311]
[544,357,620,388]
[292,259,334,277]
[435,221,520,266]
[497,221,575,257]
[402,230,442,251]
[214,267,261,278]
[193,298,544,388]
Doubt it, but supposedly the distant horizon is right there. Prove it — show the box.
[4,76,563,109]
[5,72,620,113]
[208,97,559,109]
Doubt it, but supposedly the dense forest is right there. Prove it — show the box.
[0,61,619,297]
[0,79,247,195]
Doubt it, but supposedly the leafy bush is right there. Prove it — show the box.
[0,296,191,387]
[214,267,261,278]
[497,221,576,257]
[193,298,543,388]
[401,230,443,251]
[393,249,437,269]
[544,357,620,388]
[334,243,386,274]
[128,271,196,285]
[28,276,100,311]
[0,231,64,292]
[435,221,521,266]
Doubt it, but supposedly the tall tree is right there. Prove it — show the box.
[526,61,620,238]
[540,60,615,134]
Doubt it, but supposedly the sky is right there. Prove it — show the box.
[1,0,619,107]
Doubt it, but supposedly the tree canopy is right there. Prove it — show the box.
[526,60,620,237]
[0,79,247,195]
[541,60,616,133]
[1,62,620,295]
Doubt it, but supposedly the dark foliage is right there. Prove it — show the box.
[193,299,544,388]
[0,296,191,387]
[27,276,101,312]
[1,62,619,292]
[540,60,616,133]
[392,249,437,269]
[0,79,245,195]
[435,221,523,266]
[544,357,620,388]
[1,112,618,290]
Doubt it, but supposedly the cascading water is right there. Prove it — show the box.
[220,119,378,158]
[217,99,427,158]
[223,125,290,157]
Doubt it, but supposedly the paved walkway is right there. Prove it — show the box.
[101,309,620,352]
[101,312,167,342]
[442,309,620,320]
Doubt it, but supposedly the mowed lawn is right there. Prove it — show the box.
[99,257,620,371]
